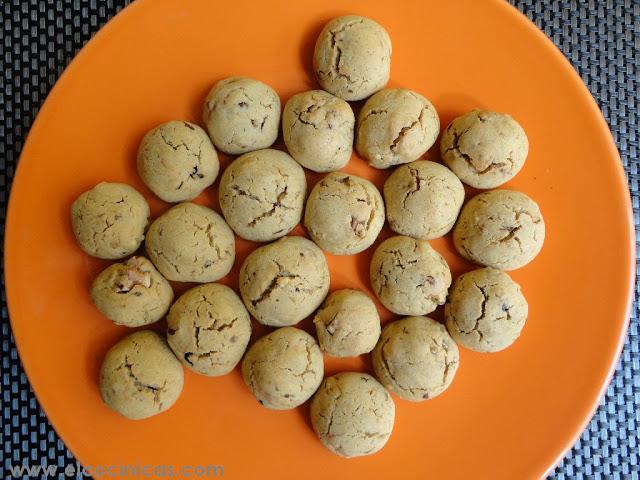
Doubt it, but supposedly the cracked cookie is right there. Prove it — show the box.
[71,182,149,259]
[145,202,235,283]
[304,172,385,255]
[356,88,440,169]
[90,256,173,327]
[218,149,306,242]
[313,15,391,101]
[372,316,459,401]
[167,283,251,376]
[445,267,528,352]
[241,327,323,410]
[311,372,395,458]
[370,235,451,315]
[384,160,464,240]
[202,76,280,155]
[313,289,381,357]
[453,189,545,270]
[99,330,184,420]
[239,236,330,326]
[137,120,219,203]
[282,90,355,172]
[440,109,528,189]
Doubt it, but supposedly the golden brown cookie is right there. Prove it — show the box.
[440,110,528,189]
[313,15,391,101]
[453,189,545,270]
[311,372,395,458]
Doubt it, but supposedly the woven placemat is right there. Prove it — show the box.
[1,1,638,478]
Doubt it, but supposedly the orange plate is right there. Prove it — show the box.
[5,0,634,478]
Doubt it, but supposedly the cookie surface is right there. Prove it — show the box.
[304,172,385,255]
[167,283,251,376]
[91,256,173,327]
[356,88,439,169]
[453,189,545,270]
[313,15,391,101]
[218,149,306,242]
[445,268,528,352]
[137,120,219,203]
[203,76,280,154]
[71,182,149,259]
[239,236,330,326]
[440,109,528,189]
[372,316,459,401]
[145,202,235,283]
[384,160,464,239]
[370,235,451,315]
[99,330,184,420]
[311,372,395,458]
[241,327,323,410]
[313,289,381,357]
[282,90,355,172]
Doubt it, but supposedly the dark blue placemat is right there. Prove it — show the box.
[1,1,638,478]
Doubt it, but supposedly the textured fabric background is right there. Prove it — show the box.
[0,1,637,478]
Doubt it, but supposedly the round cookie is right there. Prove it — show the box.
[239,236,330,326]
[304,172,385,255]
[99,330,184,420]
[370,235,451,316]
[241,327,323,410]
[356,89,440,169]
[440,109,528,189]
[453,189,545,270]
[145,202,235,283]
[313,289,381,357]
[313,15,391,101]
[167,283,251,376]
[445,268,528,352]
[71,182,149,259]
[384,160,465,240]
[372,316,459,401]
[282,90,355,172]
[311,372,395,458]
[90,256,173,327]
[137,120,219,203]
[202,76,280,155]
[218,149,306,242]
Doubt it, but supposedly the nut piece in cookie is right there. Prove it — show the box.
[453,189,545,270]
[167,283,251,376]
[313,289,381,357]
[91,256,173,327]
[440,109,528,189]
[384,160,464,240]
[239,236,330,326]
[71,182,149,259]
[241,327,323,410]
[372,316,459,401]
[370,235,451,316]
[99,330,184,420]
[311,372,395,458]
[282,90,355,172]
[218,149,306,242]
[304,172,385,255]
[356,88,440,169]
[137,120,219,203]
[314,15,391,101]
[202,76,280,155]
[145,202,235,283]
[445,267,528,352]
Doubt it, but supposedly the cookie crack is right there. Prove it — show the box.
[390,108,425,152]
[123,356,166,406]
[247,185,293,227]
